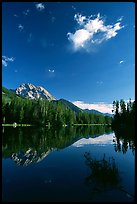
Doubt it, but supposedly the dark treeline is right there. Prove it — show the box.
[111,99,135,135]
[113,130,135,155]
[111,99,135,155]
[2,96,112,126]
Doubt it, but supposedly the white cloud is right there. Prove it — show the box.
[48,69,55,73]
[104,22,124,40]
[72,5,76,10]
[119,60,124,64]
[74,13,86,25]
[51,16,56,23]
[47,68,55,78]
[28,33,32,42]
[84,13,105,33]
[23,9,30,15]
[18,24,24,31]
[117,16,124,22]
[67,29,91,49]
[96,81,103,85]
[2,56,15,67]
[125,99,134,103]
[2,59,8,67]
[14,14,18,17]
[72,101,113,114]
[67,13,124,51]
[35,3,45,11]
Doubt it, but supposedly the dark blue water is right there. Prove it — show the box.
[2,126,135,202]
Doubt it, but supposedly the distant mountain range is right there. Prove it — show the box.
[54,99,82,113]
[2,83,113,117]
[84,109,113,117]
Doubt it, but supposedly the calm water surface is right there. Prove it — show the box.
[2,126,135,202]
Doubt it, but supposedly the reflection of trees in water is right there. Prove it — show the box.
[75,125,112,138]
[84,152,121,190]
[113,129,135,155]
[2,125,112,159]
[84,152,134,200]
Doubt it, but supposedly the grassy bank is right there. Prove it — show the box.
[2,124,32,127]
[2,123,111,127]
[73,123,111,126]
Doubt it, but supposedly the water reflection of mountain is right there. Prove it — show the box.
[11,149,53,166]
[2,125,135,166]
[2,126,111,165]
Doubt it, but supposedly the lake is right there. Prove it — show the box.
[2,126,135,202]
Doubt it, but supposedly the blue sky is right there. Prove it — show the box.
[2,2,135,113]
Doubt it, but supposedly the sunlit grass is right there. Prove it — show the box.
[2,124,32,127]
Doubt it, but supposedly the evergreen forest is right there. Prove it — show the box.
[2,94,112,127]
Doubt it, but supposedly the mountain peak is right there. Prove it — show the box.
[15,83,56,100]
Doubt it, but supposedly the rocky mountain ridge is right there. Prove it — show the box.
[14,83,56,100]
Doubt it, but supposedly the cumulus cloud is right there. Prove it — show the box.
[67,29,91,49]
[35,3,45,11]
[2,56,15,67]
[74,13,86,25]
[104,22,123,40]
[72,101,113,114]
[18,24,24,31]
[67,13,124,51]
[119,60,124,64]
